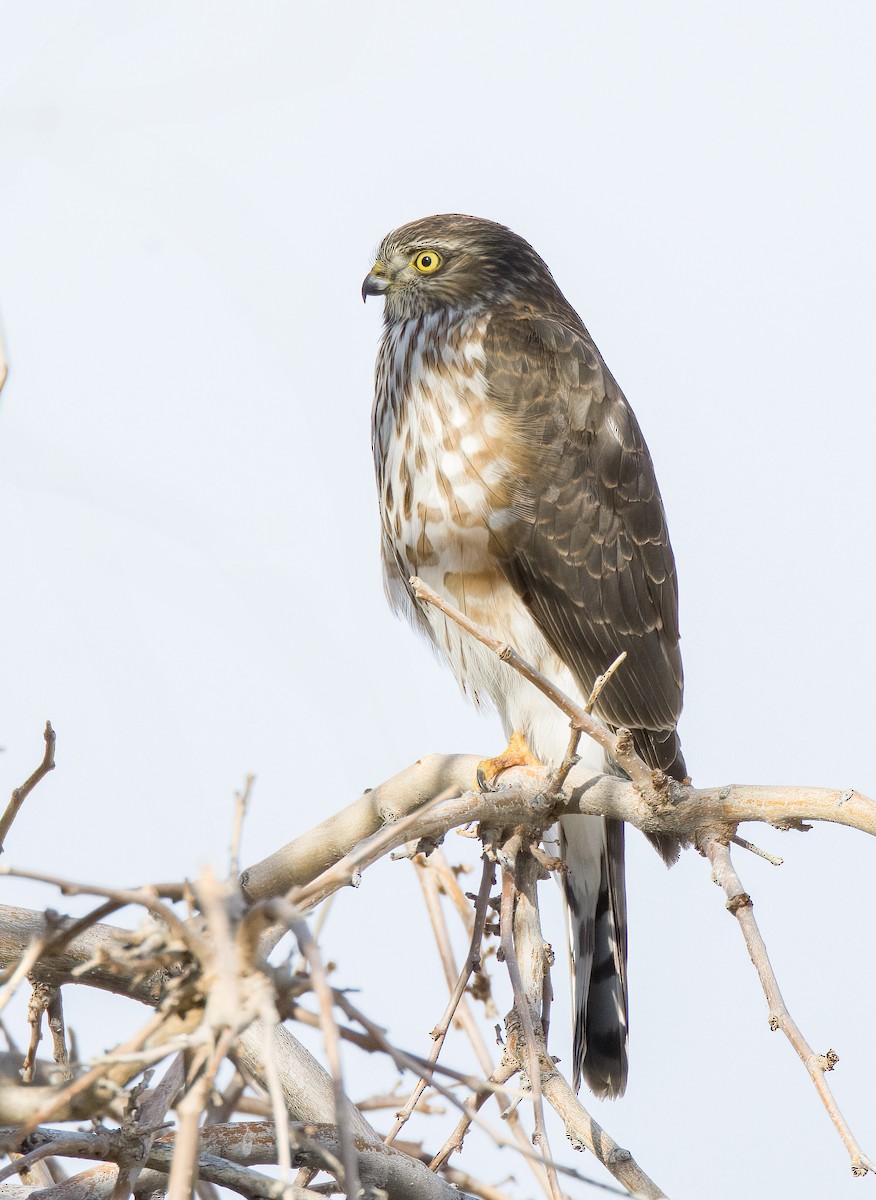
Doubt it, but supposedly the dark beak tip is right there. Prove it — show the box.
[362,272,388,302]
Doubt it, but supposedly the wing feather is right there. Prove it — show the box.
[484,310,686,781]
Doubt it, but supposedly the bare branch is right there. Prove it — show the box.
[0,700,871,1200]
[3,1126,325,1198]
[411,577,655,792]
[0,868,209,962]
[539,1069,668,1200]
[729,833,783,866]
[240,754,876,905]
[499,848,561,1200]
[701,834,875,1178]
[239,754,482,901]
[427,1056,517,1171]
[0,722,56,856]
[385,853,493,1145]
[549,650,628,796]
[229,775,255,878]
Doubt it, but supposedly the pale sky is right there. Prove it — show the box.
[1,4,874,1198]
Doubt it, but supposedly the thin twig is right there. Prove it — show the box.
[413,860,495,1079]
[385,853,493,1145]
[230,775,255,878]
[0,722,56,855]
[426,851,480,934]
[277,905,360,1200]
[411,577,655,793]
[336,993,575,1187]
[701,834,875,1177]
[0,867,209,960]
[549,650,628,796]
[730,833,783,866]
[428,1056,518,1171]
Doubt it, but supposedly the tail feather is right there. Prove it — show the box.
[557,724,687,1097]
[560,814,628,1098]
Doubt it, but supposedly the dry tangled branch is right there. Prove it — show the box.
[0,579,873,1198]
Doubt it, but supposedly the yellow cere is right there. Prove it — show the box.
[411,250,443,274]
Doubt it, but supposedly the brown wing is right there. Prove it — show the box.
[484,311,686,785]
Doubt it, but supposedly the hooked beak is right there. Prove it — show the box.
[362,261,389,302]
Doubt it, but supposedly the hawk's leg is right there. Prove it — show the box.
[476,730,541,791]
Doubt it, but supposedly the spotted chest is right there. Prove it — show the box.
[371,307,599,766]
[372,307,510,588]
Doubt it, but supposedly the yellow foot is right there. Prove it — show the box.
[476,731,542,792]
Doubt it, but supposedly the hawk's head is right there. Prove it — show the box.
[363,214,564,323]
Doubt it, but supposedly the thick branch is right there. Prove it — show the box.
[240,754,478,901]
[0,907,164,1006]
[8,1121,480,1200]
[240,754,876,902]
[499,851,561,1200]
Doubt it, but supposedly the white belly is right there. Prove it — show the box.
[416,565,603,773]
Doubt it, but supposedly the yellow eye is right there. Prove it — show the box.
[411,250,443,274]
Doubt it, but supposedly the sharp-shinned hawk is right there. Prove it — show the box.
[363,214,685,1098]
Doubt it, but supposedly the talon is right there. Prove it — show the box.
[476,731,541,792]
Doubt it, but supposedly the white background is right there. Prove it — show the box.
[1,4,874,1198]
